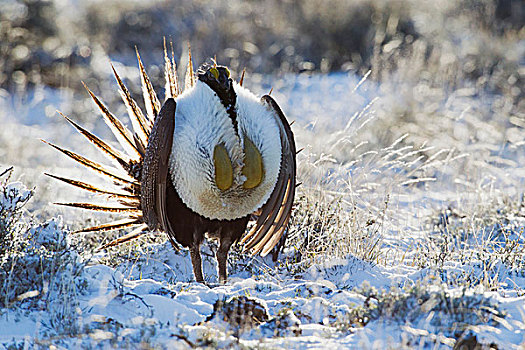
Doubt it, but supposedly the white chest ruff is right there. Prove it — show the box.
[169,81,282,220]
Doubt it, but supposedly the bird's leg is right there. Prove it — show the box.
[189,241,204,283]
[217,235,233,284]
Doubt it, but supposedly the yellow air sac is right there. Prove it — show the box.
[242,137,263,189]
[213,144,233,191]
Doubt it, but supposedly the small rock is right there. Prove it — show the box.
[261,309,302,337]
[207,295,270,331]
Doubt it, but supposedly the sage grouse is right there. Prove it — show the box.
[44,46,296,283]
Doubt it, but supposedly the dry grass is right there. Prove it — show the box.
[0,0,524,347]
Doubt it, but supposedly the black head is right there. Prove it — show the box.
[197,65,233,95]
[198,64,239,133]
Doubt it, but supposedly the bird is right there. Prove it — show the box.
[44,44,296,283]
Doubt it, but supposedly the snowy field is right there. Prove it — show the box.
[1,0,524,348]
[1,69,524,348]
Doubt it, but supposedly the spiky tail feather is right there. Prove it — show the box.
[45,43,250,251]
[44,42,186,250]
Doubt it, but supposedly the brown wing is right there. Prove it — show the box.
[240,95,297,256]
[140,98,176,241]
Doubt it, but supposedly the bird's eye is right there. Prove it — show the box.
[225,68,231,78]
[209,67,219,80]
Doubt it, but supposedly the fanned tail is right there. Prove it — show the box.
[57,111,132,170]
[82,82,143,159]
[99,224,149,249]
[184,43,195,89]
[164,38,180,99]
[44,173,138,201]
[239,68,246,87]
[45,44,295,261]
[73,218,143,234]
[54,202,142,214]
[136,47,160,123]
[41,140,138,187]
[111,64,150,149]
[45,46,187,250]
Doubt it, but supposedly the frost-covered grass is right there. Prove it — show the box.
[1,68,524,347]
[1,0,524,348]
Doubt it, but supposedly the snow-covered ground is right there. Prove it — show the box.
[1,60,524,349]
[0,198,523,349]
[1,0,524,346]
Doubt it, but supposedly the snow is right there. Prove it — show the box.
[1,230,524,348]
[0,182,32,211]
[1,68,525,349]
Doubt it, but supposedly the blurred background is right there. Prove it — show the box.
[1,0,523,98]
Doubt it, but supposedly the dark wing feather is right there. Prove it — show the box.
[140,98,176,241]
[240,95,297,256]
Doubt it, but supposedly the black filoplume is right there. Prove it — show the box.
[198,65,239,134]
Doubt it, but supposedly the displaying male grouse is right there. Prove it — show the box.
[45,46,296,283]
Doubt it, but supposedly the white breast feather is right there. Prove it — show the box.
[169,80,282,220]
[235,82,282,213]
